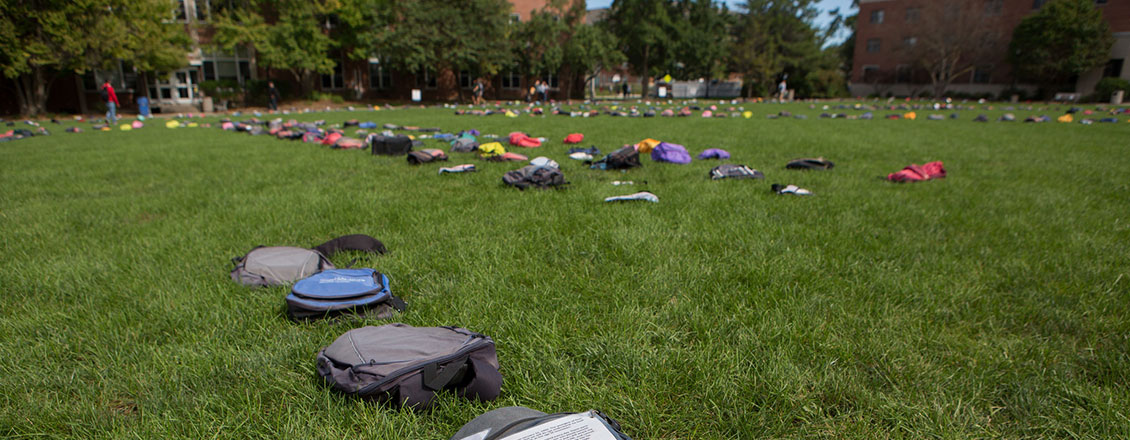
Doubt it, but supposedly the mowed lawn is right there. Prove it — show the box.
[1,102,1128,439]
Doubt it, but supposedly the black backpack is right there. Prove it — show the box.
[100,87,109,102]
[370,135,414,155]
[502,165,566,190]
[590,146,641,170]
[785,157,835,170]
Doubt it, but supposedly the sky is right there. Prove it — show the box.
[585,0,858,46]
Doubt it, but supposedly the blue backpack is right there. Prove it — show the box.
[286,268,406,320]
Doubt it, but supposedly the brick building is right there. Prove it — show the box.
[851,0,1130,98]
[0,0,584,116]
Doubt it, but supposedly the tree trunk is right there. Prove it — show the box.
[290,69,317,99]
[75,75,89,115]
[15,68,49,116]
[639,45,650,100]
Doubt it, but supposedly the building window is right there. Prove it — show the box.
[1032,0,1047,8]
[509,13,521,24]
[321,61,344,90]
[984,0,1003,15]
[896,65,911,83]
[415,69,436,89]
[542,73,559,89]
[905,7,920,22]
[972,65,993,84]
[866,38,881,53]
[195,0,209,21]
[870,10,884,24]
[862,65,880,83]
[902,37,917,48]
[459,70,473,88]
[501,71,520,89]
[369,61,391,89]
[203,60,216,81]
[174,0,188,22]
[202,49,254,85]
[1103,59,1124,78]
[1095,0,1107,5]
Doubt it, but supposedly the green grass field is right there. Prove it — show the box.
[2,102,1128,439]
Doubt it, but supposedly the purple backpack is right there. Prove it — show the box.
[697,148,730,160]
[651,142,692,164]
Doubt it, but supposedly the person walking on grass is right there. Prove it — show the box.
[536,79,548,103]
[101,80,119,125]
[268,81,280,111]
[472,78,484,106]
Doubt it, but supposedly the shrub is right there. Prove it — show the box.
[1092,77,1130,102]
[198,80,241,101]
[310,91,345,104]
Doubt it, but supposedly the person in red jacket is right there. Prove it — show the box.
[101,80,120,125]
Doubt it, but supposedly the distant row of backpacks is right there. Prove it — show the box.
[228,235,632,439]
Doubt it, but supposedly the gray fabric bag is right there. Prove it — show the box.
[450,407,631,440]
[316,324,502,410]
[231,246,331,287]
[451,138,480,153]
[230,234,387,287]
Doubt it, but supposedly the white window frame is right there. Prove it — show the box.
[870,9,884,24]
[368,59,392,89]
[459,70,473,89]
[321,56,345,90]
[866,38,881,53]
[202,48,254,85]
[542,73,559,89]
[501,71,520,89]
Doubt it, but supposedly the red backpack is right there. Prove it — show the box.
[887,161,946,182]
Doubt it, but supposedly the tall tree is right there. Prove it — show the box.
[730,0,823,98]
[1009,0,1113,96]
[670,0,734,81]
[513,9,572,84]
[212,0,341,97]
[518,0,620,99]
[898,0,1004,98]
[607,0,679,98]
[370,0,512,101]
[0,0,188,116]
[565,24,627,100]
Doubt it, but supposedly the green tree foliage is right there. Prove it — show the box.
[566,24,627,100]
[513,9,572,82]
[731,0,836,98]
[370,0,512,100]
[671,0,734,81]
[607,0,680,98]
[0,0,188,116]
[1009,0,1113,95]
[515,0,623,99]
[212,0,342,97]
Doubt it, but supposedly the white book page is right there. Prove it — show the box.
[497,413,616,440]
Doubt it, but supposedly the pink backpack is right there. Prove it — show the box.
[887,161,946,182]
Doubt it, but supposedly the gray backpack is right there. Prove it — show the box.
[450,407,631,440]
[451,138,480,153]
[316,324,502,409]
[230,234,386,287]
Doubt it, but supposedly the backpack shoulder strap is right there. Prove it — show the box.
[312,234,387,257]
